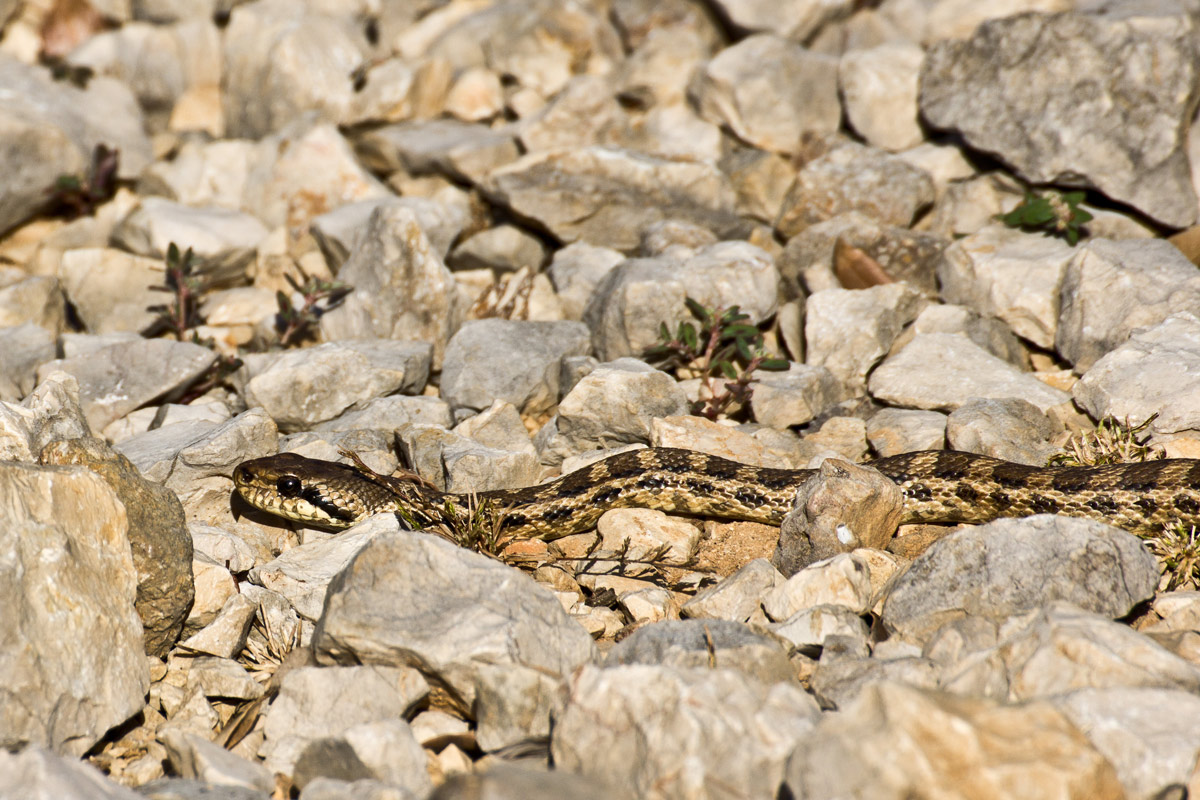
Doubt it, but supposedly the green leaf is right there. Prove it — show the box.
[734,336,753,361]
[276,291,292,314]
[1071,206,1093,224]
[718,360,738,380]
[680,322,698,351]
[1063,191,1086,206]
[759,358,790,371]
[684,297,710,322]
[166,242,181,268]
[1065,227,1080,246]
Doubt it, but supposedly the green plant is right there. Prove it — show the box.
[46,144,118,219]
[274,269,351,348]
[1000,189,1093,245]
[645,298,788,420]
[144,243,204,341]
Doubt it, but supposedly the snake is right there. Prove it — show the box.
[232,447,1200,539]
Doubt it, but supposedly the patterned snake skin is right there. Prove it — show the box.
[232,447,1200,539]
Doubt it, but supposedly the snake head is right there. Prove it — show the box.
[232,452,368,529]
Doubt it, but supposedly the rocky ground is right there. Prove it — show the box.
[3,0,1200,798]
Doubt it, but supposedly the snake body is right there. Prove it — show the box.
[232,447,1200,538]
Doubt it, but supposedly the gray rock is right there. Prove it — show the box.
[484,146,743,252]
[453,400,536,455]
[783,681,1123,800]
[259,664,429,777]
[552,664,819,800]
[748,363,845,430]
[546,242,625,321]
[1050,687,1200,800]
[354,119,520,185]
[448,224,546,273]
[583,241,778,361]
[804,283,926,393]
[222,1,368,138]
[429,763,611,800]
[0,746,144,799]
[946,397,1061,466]
[906,302,1030,369]
[868,333,1069,413]
[472,663,562,752]
[938,224,1076,350]
[309,194,469,267]
[160,728,274,793]
[317,205,462,368]
[920,6,1200,227]
[441,319,591,416]
[763,552,875,621]
[38,337,217,433]
[0,55,151,235]
[1073,312,1200,442]
[536,359,689,465]
[41,437,194,658]
[681,558,784,623]
[57,248,164,335]
[810,653,940,710]
[1056,238,1200,372]
[776,211,946,300]
[240,122,391,241]
[250,516,397,622]
[243,341,431,432]
[137,139,255,209]
[607,619,796,685]
[939,603,1200,701]
[0,372,91,463]
[839,42,925,152]
[881,516,1159,644]
[299,777,416,800]
[313,395,452,434]
[775,459,903,574]
[720,148,795,225]
[183,655,265,702]
[178,592,257,659]
[0,323,55,401]
[0,272,67,334]
[0,463,148,756]
[443,438,541,494]
[772,603,871,652]
[776,141,934,239]
[866,408,947,457]
[690,34,839,154]
[291,719,431,797]
[111,197,268,263]
[705,0,855,40]
[313,532,598,712]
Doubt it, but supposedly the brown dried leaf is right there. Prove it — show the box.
[834,237,895,289]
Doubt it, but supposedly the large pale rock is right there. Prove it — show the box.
[313,531,597,711]
[938,604,1200,701]
[607,619,795,686]
[1073,312,1200,442]
[222,0,367,137]
[0,55,151,235]
[1056,238,1200,372]
[41,437,193,658]
[705,0,855,39]
[839,42,925,152]
[0,746,143,800]
[0,323,55,402]
[938,224,1076,350]
[318,205,461,367]
[552,664,820,800]
[0,373,91,464]
[749,363,845,430]
[920,6,1200,227]
[0,463,148,756]
[868,333,1069,413]
[440,319,591,416]
[882,516,1157,644]
[37,338,217,433]
[355,119,520,185]
[243,340,431,432]
[0,272,66,335]
[484,146,742,252]
[804,283,926,393]
[775,141,934,239]
[57,248,163,334]
[110,196,268,261]
[583,241,778,361]
[783,682,1123,800]
[259,664,429,777]
[1051,687,1200,800]
[690,34,839,154]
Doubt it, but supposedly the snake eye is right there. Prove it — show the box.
[276,476,302,497]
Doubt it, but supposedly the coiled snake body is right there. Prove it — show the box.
[233,447,1200,538]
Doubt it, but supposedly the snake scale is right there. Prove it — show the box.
[232,447,1200,539]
